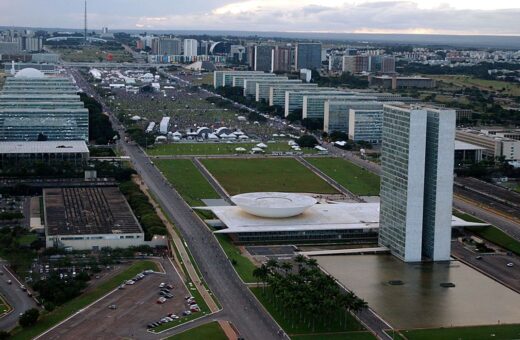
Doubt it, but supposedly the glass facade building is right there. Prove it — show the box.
[243,77,288,97]
[348,109,384,143]
[295,43,322,70]
[379,104,455,262]
[284,90,343,117]
[0,76,88,142]
[302,94,359,119]
[323,100,381,133]
[269,84,318,107]
[256,80,302,102]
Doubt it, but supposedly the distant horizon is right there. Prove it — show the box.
[3,25,520,49]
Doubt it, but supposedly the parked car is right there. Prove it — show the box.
[157,297,167,304]
[108,305,117,310]
[126,280,135,285]
[166,284,174,289]
[6,280,12,285]
[159,283,166,288]
[507,263,514,267]
[20,285,26,291]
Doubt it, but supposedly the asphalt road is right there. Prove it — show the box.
[451,241,520,293]
[72,70,283,340]
[0,262,37,331]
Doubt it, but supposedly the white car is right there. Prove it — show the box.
[507,262,514,267]
[126,280,135,285]
[159,282,166,288]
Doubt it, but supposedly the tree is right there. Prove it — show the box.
[19,308,39,328]
[0,331,10,339]
[296,135,319,148]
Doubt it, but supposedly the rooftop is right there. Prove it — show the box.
[44,186,143,236]
[0,141,89,154]
[198,199,485,234]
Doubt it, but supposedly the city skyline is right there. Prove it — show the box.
[0,0,519,36]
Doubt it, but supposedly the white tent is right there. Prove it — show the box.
[130,115,141,121]
[208,133,219,140]
[251,147,265,153]
[256,143,268,148]
[235,147,247,152]
[238,135,249,140]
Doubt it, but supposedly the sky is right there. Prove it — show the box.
[1,0,519,35]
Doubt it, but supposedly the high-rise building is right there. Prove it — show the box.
[295,43,322,70]
[254,45,274,72]
[342,55,370,74]
[183,39,199,57]
[378,104,455,262]
[380,56,396,74]
[158,38,182,55]
[272,45,292,72]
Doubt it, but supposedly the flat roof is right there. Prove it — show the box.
[454,140,487,151]
[0,141,89,154]
[198,202,486,234]
[44,186,143,236]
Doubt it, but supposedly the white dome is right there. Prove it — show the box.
[231,192,317,218]
[15,68,45,78]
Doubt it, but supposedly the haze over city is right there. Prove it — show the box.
[1,0,520,35]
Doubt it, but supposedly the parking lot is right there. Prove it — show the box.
[41,259,196,339]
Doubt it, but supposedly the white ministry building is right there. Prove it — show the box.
[183,39,199,57]
[378,104,456,262]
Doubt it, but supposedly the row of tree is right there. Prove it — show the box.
[253,256,367,331]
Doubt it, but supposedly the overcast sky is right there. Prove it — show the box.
[1,0,519,35]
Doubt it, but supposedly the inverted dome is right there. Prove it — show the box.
[15,68,45,78]
[231,192,317,218]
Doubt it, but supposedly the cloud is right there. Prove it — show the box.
[131,1,520,35]
[0,0,519,35]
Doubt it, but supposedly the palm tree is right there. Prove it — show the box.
[294,254,306,272]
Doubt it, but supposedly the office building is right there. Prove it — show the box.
[254,45,274,72]
[379,104,455,262]
[0,70,88,142]
[369,76,435,90]
[348,109,384,143]
[232,73,276,88]
[0,140,89,167]
[243,76,288,97]
[456,129,520,161]
[380,56,396,73]
[324,100,383,133]
[343,55,370,74]
[284,89,342,117]
[256,79,303,102]
[272,45,292,72]
[230,45,246,63]
[0,42,21,54]
[269,83,318,107]
[183,39,198,57]
[213,70,269,88]
[32,53,60,64]
[158,38,182,55]
[295,43,322,70]
[302,93,361,119]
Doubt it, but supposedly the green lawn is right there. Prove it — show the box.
[155,159,219,206]
[433,75,520,97]
[148,142,317,156]
[251,287,365,336]
[215,234,257,283]
[167,321,227,340]
[0,295,10,314]
[452,210,484,223]
[401,324,520,340]
[11,260,159,340]
[18,234,37,246]
[201,158,338,195]
[471,226,520,256]
[306,157,380,196]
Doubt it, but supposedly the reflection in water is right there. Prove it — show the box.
[316,254,520,329]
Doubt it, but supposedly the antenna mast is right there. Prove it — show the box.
[84,0,87,44]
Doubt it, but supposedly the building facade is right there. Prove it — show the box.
[183,39,199,57]
[272,45,293,72]
[295,43,322,70]
[378,104,455,262]
[254,45,274,72]
[348,109,384,143]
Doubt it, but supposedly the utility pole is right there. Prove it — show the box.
[84,0,88,45]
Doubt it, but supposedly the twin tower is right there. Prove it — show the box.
[378,104,456,262]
